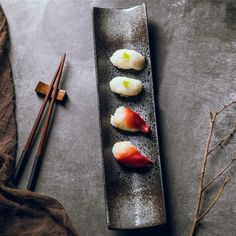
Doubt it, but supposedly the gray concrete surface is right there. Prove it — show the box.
[1,0,235,235]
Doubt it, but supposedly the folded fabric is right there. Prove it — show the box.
[0,5,79,236]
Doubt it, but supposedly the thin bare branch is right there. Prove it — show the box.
[189,101,236,236]
[202,159,235,192]
[189,112,217,236]
[197,177,230,222]
[208,124,236,155]
[215,100,235,115]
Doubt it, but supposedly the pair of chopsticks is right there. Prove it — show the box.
[12,54,66,191]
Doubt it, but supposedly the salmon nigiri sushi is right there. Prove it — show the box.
[110,106,149,133]
[112,141,153,168]
[110,49,145,71]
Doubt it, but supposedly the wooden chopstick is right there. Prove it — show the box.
[27,54,66,191]
[12,54,66,186]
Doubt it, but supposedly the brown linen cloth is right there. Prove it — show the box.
[0,6,79,236]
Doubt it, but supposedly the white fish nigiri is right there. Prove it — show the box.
[112,141,153,168]
[110,49,145,71]
[109,77,143,97]
[110,106,149,133]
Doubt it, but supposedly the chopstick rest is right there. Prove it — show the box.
[35,81,67,103]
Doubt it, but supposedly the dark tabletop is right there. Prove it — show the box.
[1,0,235,236]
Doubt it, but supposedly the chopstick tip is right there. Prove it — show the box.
[60,53,66,65]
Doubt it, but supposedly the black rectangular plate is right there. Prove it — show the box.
[93,3,166,230]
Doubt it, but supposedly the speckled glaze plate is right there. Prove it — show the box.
[93,3,166,230]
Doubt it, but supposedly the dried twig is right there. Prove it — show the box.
[202,158,235,191]
[189,101,236,236]
[208,124,236,155]
[215,100,236,115]
[197,177,230,222]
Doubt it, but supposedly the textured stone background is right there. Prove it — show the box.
[1,0,235,236]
